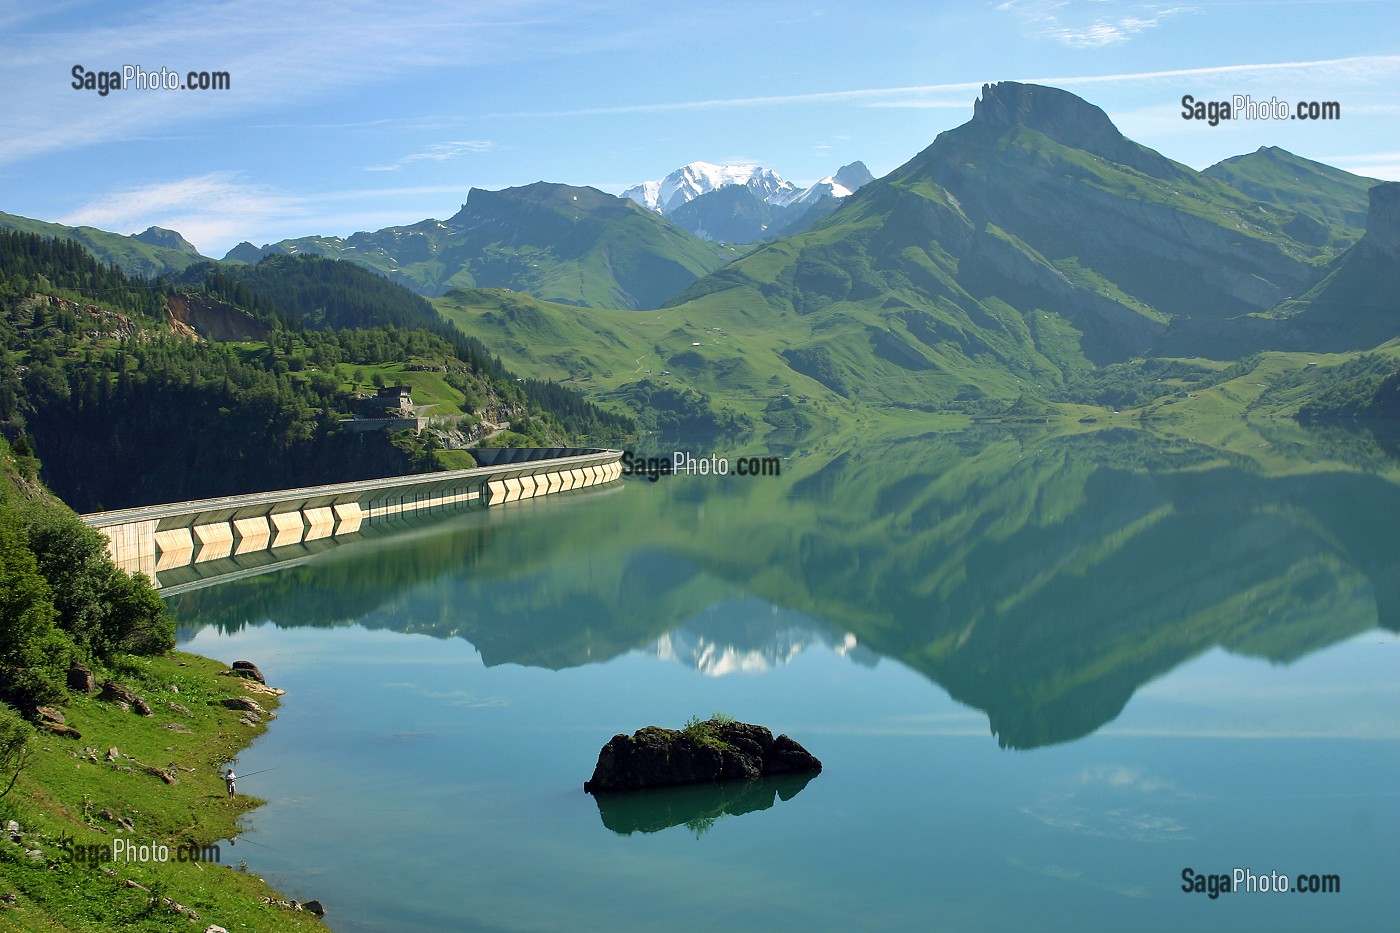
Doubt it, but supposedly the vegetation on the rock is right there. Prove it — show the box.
[584,718,821,793]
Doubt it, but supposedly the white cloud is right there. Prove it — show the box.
[365,139,497,172]
[494,55,1400,118]
[0,0,554,165]
[55,172,475,256]
[58,173,300,247]
[997,0,1197,48]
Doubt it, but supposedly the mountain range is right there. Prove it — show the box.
[622,159,875,243]
[439,82,1395,428]
[3,80,1396,434]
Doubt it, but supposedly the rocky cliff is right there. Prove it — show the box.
[165,293,271,342]
[1360,181,1400,258]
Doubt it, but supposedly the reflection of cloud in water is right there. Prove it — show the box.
[382,683,507,708]
[650,598,872,676]
[1020,764,1200,842]
[1006,855,1150,899]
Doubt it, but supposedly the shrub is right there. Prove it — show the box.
[0,705,33,800]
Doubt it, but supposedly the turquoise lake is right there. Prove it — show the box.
[172,430,1400,931]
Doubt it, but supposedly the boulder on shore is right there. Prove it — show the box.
[583,719,821,794]
[228,661,265,684]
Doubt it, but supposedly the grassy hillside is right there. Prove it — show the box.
[1203,146,1377,249]
[427,85,1391,437]
[244,184,740,309]
[0,437,326,930]
[0,211,209,280]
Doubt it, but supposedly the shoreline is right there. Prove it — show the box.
[0,648,329,931]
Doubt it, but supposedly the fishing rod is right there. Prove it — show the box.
[223,767,279,779]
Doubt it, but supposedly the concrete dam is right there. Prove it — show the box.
[83,448,623,592]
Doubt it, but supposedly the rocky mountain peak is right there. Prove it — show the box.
[223,241,268,263]
[834,161,875,190]
[131,225,200,254]
[1362,181,1400,257]
[971,81,1184,181]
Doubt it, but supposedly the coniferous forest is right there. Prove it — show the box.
[0,231,633,512]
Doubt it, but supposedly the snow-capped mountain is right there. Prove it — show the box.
[622,161,794,214]
[622,160,874,243]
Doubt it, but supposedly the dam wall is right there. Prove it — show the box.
[83,448,623,587]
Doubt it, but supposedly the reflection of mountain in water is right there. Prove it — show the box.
[172,428,1400,750]
[652,598,870,676]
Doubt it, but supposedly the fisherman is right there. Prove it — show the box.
[225,767,237,799]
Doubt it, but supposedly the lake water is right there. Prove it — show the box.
[173,430,1400,932]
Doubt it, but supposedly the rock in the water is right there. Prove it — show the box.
[229,660,266,684]
[302,899,326,917]
[584,719,821,794]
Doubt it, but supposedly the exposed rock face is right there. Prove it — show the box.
[583,720,821,794]
[1362,182,1400,258]
[165,293,271,342]
[972,81,1186,182]
[834,161,875,191]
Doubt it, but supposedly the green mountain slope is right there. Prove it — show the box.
[1155,181,1400,358]
[462,83,1367,425]
[236,183,738,308]
[1,231,631,510]
[444,82,1383,428]
[0,210,210,279]
[901,84,1339,321]
[1203,146,1377,249]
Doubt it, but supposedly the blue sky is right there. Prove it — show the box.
[2,0,1396,257]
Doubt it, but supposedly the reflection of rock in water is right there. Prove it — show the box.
[593,771,817,838]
